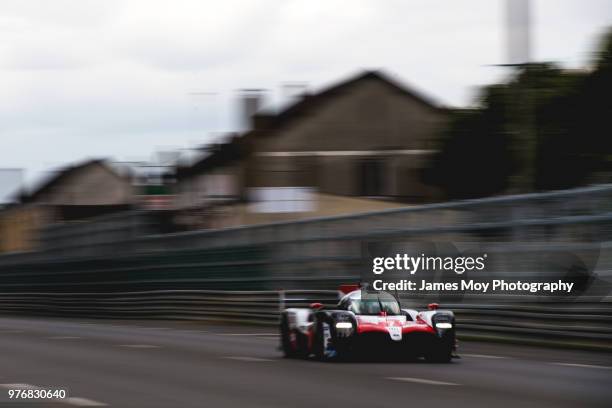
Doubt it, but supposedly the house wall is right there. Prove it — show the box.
[0,205,51,253]
[36,164,134,206]
[0,162,135,253]
[246,77,447,201]
[175,163,244,210]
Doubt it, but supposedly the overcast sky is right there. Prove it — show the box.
[1,0,611,196]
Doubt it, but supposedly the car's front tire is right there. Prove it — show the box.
[424,337,453,363]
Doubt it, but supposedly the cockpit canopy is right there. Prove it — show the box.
[338,290,401,316]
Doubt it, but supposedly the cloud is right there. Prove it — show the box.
[0,0,610,190]
[0,0,122,28]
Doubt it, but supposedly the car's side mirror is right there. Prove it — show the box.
[428,303,439,310]
[310,302,324,310]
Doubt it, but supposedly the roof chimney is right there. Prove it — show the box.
[239,89,266,131]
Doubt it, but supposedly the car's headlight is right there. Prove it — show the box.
[436,322,452,329]
[335,322,353,329]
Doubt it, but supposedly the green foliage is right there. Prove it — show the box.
[423,106,515,199]
[425,27,612,199]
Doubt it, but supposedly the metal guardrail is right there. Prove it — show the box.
[0,290,340,324]
[0,290,610,350]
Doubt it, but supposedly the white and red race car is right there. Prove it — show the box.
[280,285,456,362]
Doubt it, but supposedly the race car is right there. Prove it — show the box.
[279,285,456,362]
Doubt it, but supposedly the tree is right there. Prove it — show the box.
[423,85,515,200]
[424,27,612,198]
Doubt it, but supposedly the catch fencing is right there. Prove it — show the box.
[1,183,612,264]
[0,184,612,350]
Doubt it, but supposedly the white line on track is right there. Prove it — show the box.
[551,362,612,370]
[118,344,160,349]
[0,384,107,406]
[223,356,275,362]
[463,354,508,359]
[47,336,82,340]
[63,397,107,406]
[0,383,36,389]
[387,377,460,386]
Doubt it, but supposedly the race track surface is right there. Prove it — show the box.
[0,317,610,407]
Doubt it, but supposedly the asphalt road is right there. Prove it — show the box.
[0,317,610,408]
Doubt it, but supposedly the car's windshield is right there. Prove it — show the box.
[346,292,400,315]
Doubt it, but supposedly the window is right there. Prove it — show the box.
[358,159,384,197]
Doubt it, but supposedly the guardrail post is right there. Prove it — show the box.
[278,289,285,321]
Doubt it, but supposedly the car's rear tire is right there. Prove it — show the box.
[280,315,296,358]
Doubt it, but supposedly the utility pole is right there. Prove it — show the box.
[505,0,535,193]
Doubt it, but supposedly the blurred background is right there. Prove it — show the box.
[0,0,611,348]
[0,2,612,407]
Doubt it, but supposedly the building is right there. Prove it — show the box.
[175,70,449,229]
[0,159,135,253]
